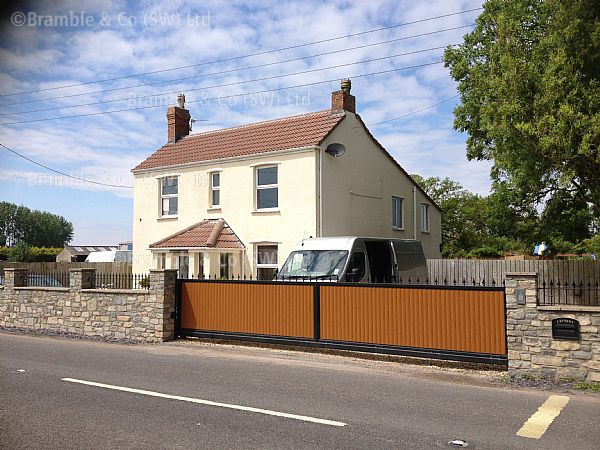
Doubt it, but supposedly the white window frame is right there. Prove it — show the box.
[392,196,404,229]
[220,253,232,279]
[209,171,221,208]
[255,165,278,210]
[157,253,166,270]
[160,176,178,217]
[256,244,278,279]
[420,203,430,232]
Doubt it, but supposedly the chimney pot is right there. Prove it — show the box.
[340,78,351,93]
[177,93,185,108]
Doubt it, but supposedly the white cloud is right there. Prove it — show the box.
[0,0,489,243]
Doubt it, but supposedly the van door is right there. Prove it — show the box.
[345,251,367,282]
[364,240,394,283]
[391,240,428,283]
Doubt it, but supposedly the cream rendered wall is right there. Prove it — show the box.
[320,113,442,258]
[132,150,319,275]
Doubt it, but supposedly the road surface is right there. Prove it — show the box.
[1,333,599,449]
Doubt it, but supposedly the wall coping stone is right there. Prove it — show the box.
[538,305,600,313]
[13,287,69,292]
[82,289,150,295]
[505,272,538,277]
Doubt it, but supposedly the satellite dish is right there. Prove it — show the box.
[325,143,346,157]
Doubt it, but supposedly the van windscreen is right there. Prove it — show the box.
[278,250,348,280]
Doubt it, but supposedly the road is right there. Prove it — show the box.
[1,333,599,449]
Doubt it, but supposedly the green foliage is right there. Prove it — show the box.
[572,381,600,392]
[576,234,600,255]
[139,276,150,289]
[8,242,34,262]
[1,245,61,262]
[412,175,532,257]
[0,201,73,247]
[444,0,600,219]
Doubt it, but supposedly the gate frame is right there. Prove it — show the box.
[175,279,507,365]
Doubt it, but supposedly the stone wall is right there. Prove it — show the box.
[0,268,177,343]
[506,272,600,382]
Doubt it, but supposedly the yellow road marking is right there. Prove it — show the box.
[516,395,570,439]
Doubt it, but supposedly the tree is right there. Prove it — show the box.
[0,202,73,247]
[536,189,593,244]
[8,242,34,262]
[444,0,600,218]
[412,175,488,255]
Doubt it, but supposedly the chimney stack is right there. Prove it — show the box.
[331,78,355,114]
[166,93,191,143]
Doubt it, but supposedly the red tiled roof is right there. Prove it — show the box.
[133,110,344,172]
[149,219,244,249]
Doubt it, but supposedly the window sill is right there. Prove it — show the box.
[392,226,404,231]
[252,208,280,215]
[157,215,178,221]
[420,230,430,234]
[206,207,221,212]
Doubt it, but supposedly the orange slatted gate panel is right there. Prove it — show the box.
[181,281,314,339]
[319,286,506,355]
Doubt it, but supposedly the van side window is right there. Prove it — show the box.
[346,252,366,282]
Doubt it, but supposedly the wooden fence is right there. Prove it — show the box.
[0,261,132,274]
[427,259,600,286]
[427,259,600,305]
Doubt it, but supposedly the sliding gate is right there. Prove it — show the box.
[176,279,507,365]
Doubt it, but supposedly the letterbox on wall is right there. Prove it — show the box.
[552,318,580,341]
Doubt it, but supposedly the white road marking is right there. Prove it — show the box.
[61,377,346,427]
[516,395,570,439]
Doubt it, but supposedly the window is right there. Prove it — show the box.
[420,203,430,232]
[256,166,278,209]
[220,253,231,279]
[157,253,166,270]
[160,177,178,216]
[177,255,189,279]
[392,196,403,229]
[210,172,220,207]
[346,251,366,282]
[256,245,278,280]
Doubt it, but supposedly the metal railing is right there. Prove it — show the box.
[26,270,70,287]
[179,273,503,287]
[538,280,600,306]
[95,273,150,290]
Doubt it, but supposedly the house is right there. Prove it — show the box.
[131,79,442,279]
[56,245,118,262]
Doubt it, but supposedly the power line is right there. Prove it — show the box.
[1,44,457,117]
[0,61,444,126]
[0,143,133,189]
[0,8,482,98]
[368,95,459,125]
[1,24,473,108]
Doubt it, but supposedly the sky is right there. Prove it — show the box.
[0,0,490,245]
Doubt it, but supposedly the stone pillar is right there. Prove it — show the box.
[3,268,28,288]
[149,269,177,340]
[69,268,96,290]
[505,272,539,377]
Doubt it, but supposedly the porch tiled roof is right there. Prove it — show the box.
[132,110,345,172]
[149,219,244,249]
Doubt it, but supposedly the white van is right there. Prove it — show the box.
[277,237,428,283]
